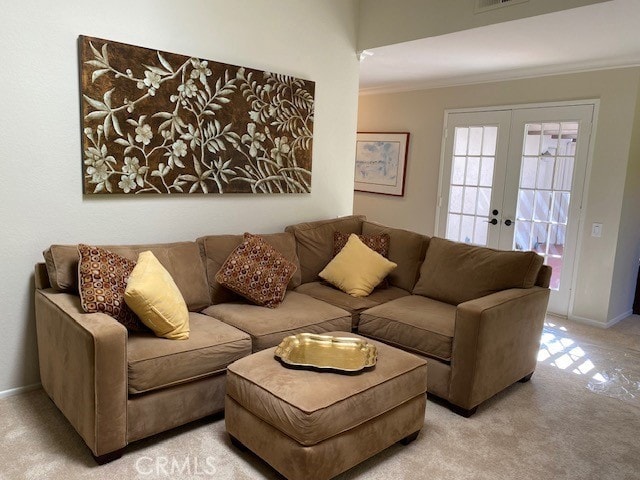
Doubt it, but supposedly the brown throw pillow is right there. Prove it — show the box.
[215,233,298,308]
[333,231,391,289]
[78,244,148,332]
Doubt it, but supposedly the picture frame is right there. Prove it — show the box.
[354,132,409,196]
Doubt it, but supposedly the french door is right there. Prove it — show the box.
[437,104,594,315]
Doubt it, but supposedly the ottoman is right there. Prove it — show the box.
[225,332,427,480]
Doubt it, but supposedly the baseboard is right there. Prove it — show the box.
[606,310,634,327]
[568,310,633,329]
[0,383,41,399]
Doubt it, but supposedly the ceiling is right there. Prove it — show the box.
[359,0,640,94]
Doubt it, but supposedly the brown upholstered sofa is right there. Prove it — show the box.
[34,215,550,462]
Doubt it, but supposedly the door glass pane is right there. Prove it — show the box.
[446,125,499,246]
[534,191,552,221]
[520,157,537,189]
[454,128,469,155]
[553,157,574,190]
[477,187,491,216]
[450,186,463,213]
[460,215,475,243]
[468,127,483,155]
[517,189,534,220]
[536,157,555,189]
[452,157,466,184]
[466,157,480,185]
[463,187,478,214]
[482,127,498,155]
[514,121,581,290]
[474,217,488,245]
[523,124,542,155]
[446,214,461,240]
[479,157,494,187]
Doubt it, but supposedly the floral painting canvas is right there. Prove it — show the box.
[79,36,314,194]
[354,132,409,196]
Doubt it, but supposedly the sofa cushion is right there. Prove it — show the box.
[201,291,352,352]
[198,232,301,305]
[77,244,146,332]
[44,242,210,311]
[319,234,397,297]
[127,312,251,394]
[359,295,456,362]
[413,237,544,305]
[125,251,190,340]
[294,281,410,315]
[215,233,297,308]
[285,215,365,284]
[361,221,430,292]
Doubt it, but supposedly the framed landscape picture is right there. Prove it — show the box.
[354,132,409,196]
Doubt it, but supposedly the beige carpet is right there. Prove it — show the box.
[1,315,639,480]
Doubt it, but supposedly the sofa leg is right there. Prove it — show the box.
[230,435,248,452]
[399,430,420,445]
[93,448,124,465]
[449,404,478,418]
[519,372,534,383]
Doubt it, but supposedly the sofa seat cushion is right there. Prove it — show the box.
[295,281,409,316]
[226,332,427,446]
[359,295,456,362]
[127,313,251,394]
[201,291,352,352]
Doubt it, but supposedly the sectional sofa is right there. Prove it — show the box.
[34,215,550,462]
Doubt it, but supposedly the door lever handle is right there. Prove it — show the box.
[504,219,513,226]
[485,218,498,225]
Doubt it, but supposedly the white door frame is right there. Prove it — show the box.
[435,99,600,318]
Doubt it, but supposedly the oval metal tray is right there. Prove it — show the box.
[274,333,377,372]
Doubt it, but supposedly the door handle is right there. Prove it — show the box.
[486,218,498,225]
[504,219,513,226]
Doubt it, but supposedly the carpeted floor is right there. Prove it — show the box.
[1,315,639,480]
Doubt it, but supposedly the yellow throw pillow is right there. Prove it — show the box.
[319,234,397,297]
[125,251,190,340]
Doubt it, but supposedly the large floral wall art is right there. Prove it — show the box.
[79,36,315,194]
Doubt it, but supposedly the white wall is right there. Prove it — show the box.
[355,67,640,326]
[0,0,360,393]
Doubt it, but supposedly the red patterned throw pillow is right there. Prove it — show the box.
[333,232,391,288]
[215,233,298,308]
[78,244,148,332]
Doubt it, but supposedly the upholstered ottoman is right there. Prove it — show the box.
[225,332,427,480]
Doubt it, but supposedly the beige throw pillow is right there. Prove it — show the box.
[125,251,190,340]
[319,234,397,297]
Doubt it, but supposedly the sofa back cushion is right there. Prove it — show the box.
[284,215,365,284]
[198,232,301,305]
[362,221,430,292]
[413,237,544,305]
[44,242,210,311]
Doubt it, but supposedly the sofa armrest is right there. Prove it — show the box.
[35,290,127,457]
[449,287,549,410]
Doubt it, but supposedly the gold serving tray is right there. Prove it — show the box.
[274,333,377,372]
